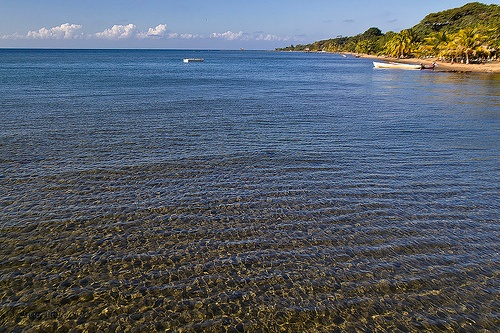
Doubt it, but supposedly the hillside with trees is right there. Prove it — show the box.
[277,2,500,64]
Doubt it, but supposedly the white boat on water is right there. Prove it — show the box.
[373,61,422,70]
[183,58,204,63]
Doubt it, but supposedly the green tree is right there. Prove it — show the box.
[385,34,404,57]
[275,2,500,60]
[361,27,383,39]
[325,42,339,52]
[443,38,461,63]
[454,28,483,64]
[384,29,419,58]
[402,29,421,56]
[355,40,375,54]
[423,31,450,57]
[482,26,500,59]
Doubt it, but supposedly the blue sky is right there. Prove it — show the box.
[0,1,495,49]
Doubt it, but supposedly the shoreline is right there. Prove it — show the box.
[351,53,500,74]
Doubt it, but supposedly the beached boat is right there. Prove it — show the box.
[373,61,422,70]
[183,58,204,63]
[421,63,436,70]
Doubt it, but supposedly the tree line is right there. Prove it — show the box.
[277,2,500,64]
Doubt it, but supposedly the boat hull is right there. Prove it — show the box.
[183,58,204,63]
[373,61,422,70]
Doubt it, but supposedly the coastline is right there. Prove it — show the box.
[352,53,500,74]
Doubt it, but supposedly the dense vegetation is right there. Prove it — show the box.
[277,2,500,64]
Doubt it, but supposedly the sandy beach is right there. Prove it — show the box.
[354,53,500,74]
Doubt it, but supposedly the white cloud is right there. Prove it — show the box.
[95,24,138,39]
[95,24,204,40]
[208,30,295,43]
[176,33,203,39]
[137,24,168,39]
[26,23,83,39]
[1,32,23,40]
[211,31,245,41]
[256,34,288,41]
[1,23,298,45]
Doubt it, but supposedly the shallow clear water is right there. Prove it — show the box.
[1,49,499,332]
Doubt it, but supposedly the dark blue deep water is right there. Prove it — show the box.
[1,49,499,332]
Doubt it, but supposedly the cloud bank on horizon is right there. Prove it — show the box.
[1,23,297,44]
[0,1,477,49]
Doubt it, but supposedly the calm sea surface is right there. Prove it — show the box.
[0,49,499,332]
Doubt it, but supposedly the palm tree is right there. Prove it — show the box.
[401,29,420,56]
[384,29,419,58]
[355,40,375,54]
[325,42,339,53]
[446,39,462,64]
[454,28,483,64]
[423,31,450,58]
[385,33,405,57]
[482,26,500,60]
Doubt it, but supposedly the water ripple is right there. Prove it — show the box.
[1,50,498,332]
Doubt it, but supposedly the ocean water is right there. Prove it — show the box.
[0,49,499,332]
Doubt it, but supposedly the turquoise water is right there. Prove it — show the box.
[1,49,499,332]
